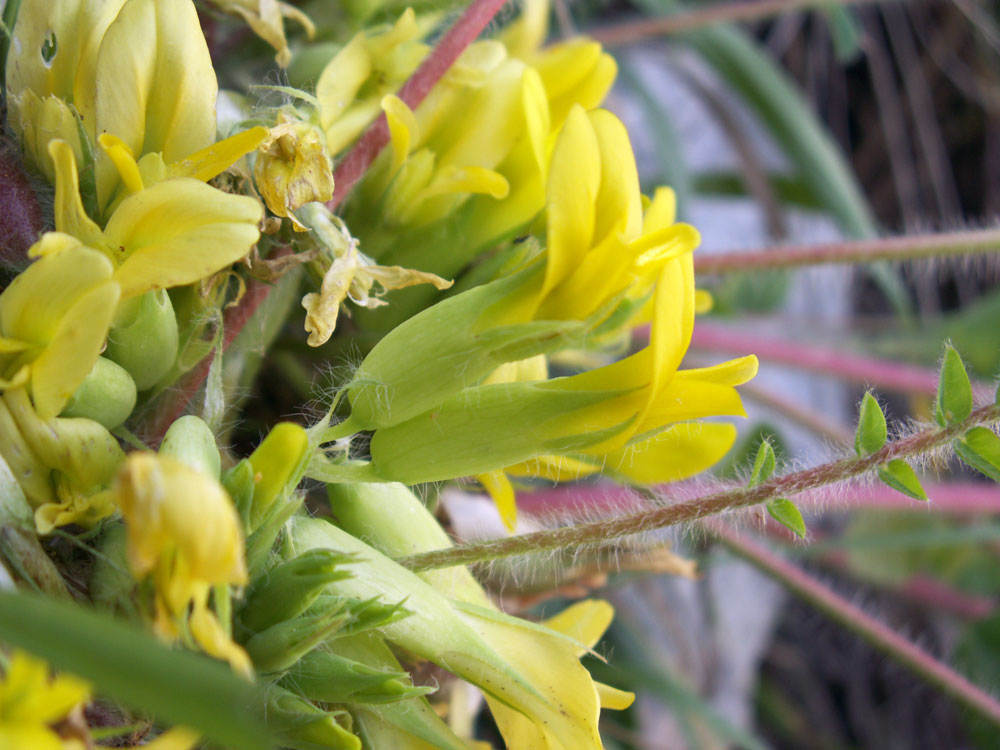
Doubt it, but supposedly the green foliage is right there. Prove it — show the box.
[936,344,973,427]
[954,427,1000,483]
[876,459,928,502]
[766,498,806,539]
[0,591,271,749]
[749,439,776,487]
[854,392,887,456]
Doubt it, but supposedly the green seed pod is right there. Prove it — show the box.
[240,549,354,633]
[59,357,137,430]
[105,289,179,390]
[264,685,361,750]
[158,415,221,479]
[245,610,350,674]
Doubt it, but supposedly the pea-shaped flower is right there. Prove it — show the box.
[114,453,251,676]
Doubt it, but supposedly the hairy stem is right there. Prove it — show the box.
[328,0,511,208]
[709,522,1000,727]
[591,0,886,47]
[398,403,1000,571]
[693,228,1000,273]
[686,321,996,401]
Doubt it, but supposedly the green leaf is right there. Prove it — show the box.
[767,498,806,538]
[749,439,775,487]
[854,392,888,456]
[936,345,973,426]
[0,591,271,750]
[877,459,928,501]
[955,427,1000,483]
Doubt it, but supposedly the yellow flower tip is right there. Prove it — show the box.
[114,453,247,586]
[254,115,334,230]
[477,470,517,531]
[98,134,144,194]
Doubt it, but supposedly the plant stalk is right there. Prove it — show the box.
[694,228,1000,273]
[709,521,1000,728]
[398,403,1000,571]
[591,0,886,47]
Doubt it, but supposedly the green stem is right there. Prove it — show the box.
[694,228,1000,274]
[709,521,1000,728]
[398,402,1000,571]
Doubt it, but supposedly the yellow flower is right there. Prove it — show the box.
[0,235,119,419]
[49,135,264,300]
[315,9,428,157]
[7,0,219,214]
[207,0,315,67]
[0,651,90,750]
[114,453,251,676]
[254,112,335,231]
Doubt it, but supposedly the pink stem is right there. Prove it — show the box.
[514,481,1000,517]
[692,228,1000,273]
[683,321,995,400]
[328,0,512,208]
[709,522,1000,727]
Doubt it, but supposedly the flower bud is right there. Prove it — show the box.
[105,289,179,390]
[247,422,310,529]
[245,610,350,674]
[264,685,361,750]
[281,647,431,704]
[60,357,137,430]
[159,415,221,479]
[239,549,353,633]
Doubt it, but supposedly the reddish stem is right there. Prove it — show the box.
[693,228,1000,273]
[514,480,1000,518]
[709,522,1000,727]
[328,0,511,208]
[683,321,995,401]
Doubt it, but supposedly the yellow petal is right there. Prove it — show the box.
[505,454,602,481]
[541,105,600,302]
[98,133,145,194]
[589,109,642,245]
[93,0,217,208]
[30,279,120,419]
[602,422,738,484]
[169,125,269,182]
[189,599,254,678]
[477,470,517,531]
[643,186,677,232]
[104,179,262,298]
[382,94,419,173]
[673,354,759,386]
[596,681,635,710]
[542,599,614,654]
[633,379,748,439]
[316,34,372,132]
[142,727,201,750]
[48,140,104,248]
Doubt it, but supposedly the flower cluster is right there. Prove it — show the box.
[0,0,755,747]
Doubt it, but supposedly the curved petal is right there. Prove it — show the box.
[104,178,262,297]
[94,0,217,208]
[602,422,739,484]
